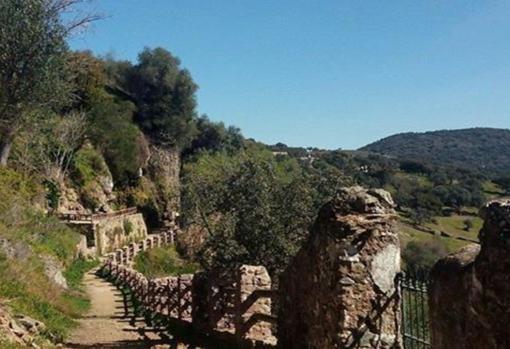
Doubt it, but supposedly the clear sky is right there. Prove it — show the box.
[69,0,510,149]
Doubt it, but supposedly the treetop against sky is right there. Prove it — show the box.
[70,0,510,149]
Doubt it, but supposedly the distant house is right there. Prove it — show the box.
[272,151,288,156]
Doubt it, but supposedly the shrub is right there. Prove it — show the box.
[71,145,109,186]
[402,240,447,273]
[123,219,134,235]
[134,246,199,278]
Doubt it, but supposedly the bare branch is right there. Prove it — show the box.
[47,0,106,35]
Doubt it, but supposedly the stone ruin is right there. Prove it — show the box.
[429,199,510,349]
[278,186,401,349]
[103,186,405,348]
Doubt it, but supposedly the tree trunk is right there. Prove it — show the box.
[0,137,12,166]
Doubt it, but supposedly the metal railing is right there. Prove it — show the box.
[398,271,430,349]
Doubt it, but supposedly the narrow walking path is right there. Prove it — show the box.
[65,268,168,348]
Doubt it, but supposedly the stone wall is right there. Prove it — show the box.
[236,265,274,345]
[94,213,147,255]
[278,186,401,349]
[429,199,510,349]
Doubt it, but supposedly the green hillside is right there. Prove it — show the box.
[359,128,510,177]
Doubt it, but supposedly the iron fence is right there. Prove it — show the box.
[398,271,430,349]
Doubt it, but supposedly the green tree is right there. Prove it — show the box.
[402,240,447,273]
[128,47,198,149]
[0,0,100,166]
[463,218,474,232]
[182,146,315,276]
[0,0,69,165]
[184,115,244,156]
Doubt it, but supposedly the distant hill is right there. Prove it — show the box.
[359,128,510,177]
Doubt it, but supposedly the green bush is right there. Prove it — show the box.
[134,246,198,278]
[88,97,145,185]
[0,254,86,341]
[71,145,109,186]
[123,219,134,235]
[402,240,447,273]
[0,168,41,213]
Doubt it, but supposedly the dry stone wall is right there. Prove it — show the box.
[278,186,401,349]
[94,212,147,255]
[429,199,510,349]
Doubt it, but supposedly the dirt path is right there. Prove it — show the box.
[65,269,168,348]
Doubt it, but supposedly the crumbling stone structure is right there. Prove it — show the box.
[278,186,401,349]
[429,199,510,349]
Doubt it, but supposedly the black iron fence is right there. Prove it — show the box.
[398,272,430,349]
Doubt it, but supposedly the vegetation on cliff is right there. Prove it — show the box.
[0,168,93,343]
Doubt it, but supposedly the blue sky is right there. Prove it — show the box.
[69,0,510,149]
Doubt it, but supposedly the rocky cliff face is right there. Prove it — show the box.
[429,199,510,349]
[278,186,401,349]
[146,145,181,218]
[58,142,115,214]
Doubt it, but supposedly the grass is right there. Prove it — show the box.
[64,258,100,291]
[0,168,95,345]
[482,180,504,197]
[133,245,199,279]
[0,254,84,342]
[0,341,31,349]
[398,221,470,254]
[0,212,81,267]
[424,215,482,241]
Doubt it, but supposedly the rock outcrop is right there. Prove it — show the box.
[429,199,510,349]
[41,255,68,290]
[278,186,401,349]
[0,304,48,347]
[146,145,181,217]
[0,238,68,289]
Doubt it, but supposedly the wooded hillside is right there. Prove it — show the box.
[360,128,510,176]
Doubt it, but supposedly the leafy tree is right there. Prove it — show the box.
[0,0,100,166]
[184,115,244,156]
[402,240,447,273]
[0,0,68,165]
[66,51,146,185]
[182,146,315,276]
[399,160,431,174]
[128,47,198,149]
[66,50,107,110]
[463,218,474,232]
